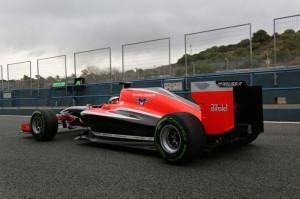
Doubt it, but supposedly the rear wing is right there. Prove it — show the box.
[191,81,263,134]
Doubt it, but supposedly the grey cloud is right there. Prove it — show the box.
[0,0,299,66]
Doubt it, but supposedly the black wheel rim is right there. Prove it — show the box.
[160,124,182,154]
[32,116,43,135]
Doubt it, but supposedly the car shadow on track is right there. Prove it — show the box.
[78,141,158,156]
[19,130,263,165]
[77,140,262,166]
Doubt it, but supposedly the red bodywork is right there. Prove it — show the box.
[83,87,235,135]
[21,82,237,136]
[192,90,234,134]
[21,123,31,132]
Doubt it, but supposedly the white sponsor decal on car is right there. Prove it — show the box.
[210,104,228,112]
[132,93,156,97]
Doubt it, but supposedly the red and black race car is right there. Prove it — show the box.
[21,81,263,163]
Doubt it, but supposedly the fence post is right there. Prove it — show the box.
[249,23,253,68]
[64,55,67,96]
[168,38,171,76]
[122,44,125,81]
[0,65,3,91]
[74,52,77,78]
[273,18,277,65]
[29,61,32,97]
[184,34,188,77]
[184,34,188,90]
[37,59,40,97]
[6,65,9,92]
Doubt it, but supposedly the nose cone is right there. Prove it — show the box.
[21,123,31,133]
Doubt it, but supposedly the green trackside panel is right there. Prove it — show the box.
[52,81,66,88]
[263,89,300,104]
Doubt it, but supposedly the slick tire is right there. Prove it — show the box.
[30,110,58,141]
[154,112,206,163]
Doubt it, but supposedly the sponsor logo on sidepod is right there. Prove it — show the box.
[135,98,148,106]
[210,104,228,112]
[132,93,155,106]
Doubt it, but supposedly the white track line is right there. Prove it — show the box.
[0,115,31,118]
[264,121,300,124]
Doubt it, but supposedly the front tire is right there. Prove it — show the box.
[154,112,206,163]
[30,110,58,141]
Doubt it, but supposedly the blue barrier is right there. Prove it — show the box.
[0,66,299,108]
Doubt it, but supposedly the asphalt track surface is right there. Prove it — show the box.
[0,116,299,199]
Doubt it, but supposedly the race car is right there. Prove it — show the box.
[20,81,263,163]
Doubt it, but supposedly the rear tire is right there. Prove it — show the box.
[30,110,58,141]
[154,112,206,163]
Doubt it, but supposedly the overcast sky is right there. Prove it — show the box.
[0,0,300,79]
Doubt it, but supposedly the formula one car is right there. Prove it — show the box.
[20,81,263,163]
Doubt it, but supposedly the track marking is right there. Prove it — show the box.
[0,115,31,118]
[264,121,300,124]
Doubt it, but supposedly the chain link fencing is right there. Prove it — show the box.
[37,55,67,89]
[184,23,252,75]
[274,14,300,66]
[7,61,32,91]
[74,48,112,83]
[122,37,171,80]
